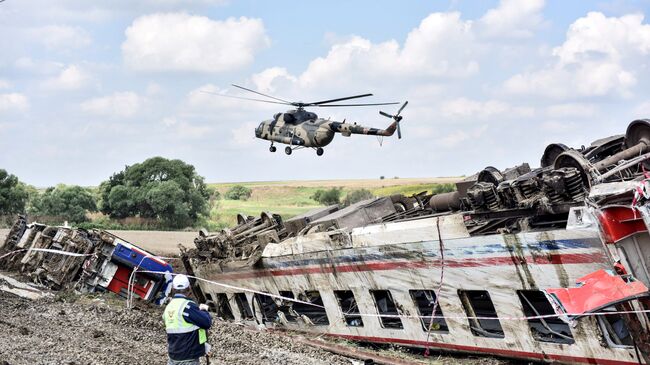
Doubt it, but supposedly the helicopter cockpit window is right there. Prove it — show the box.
[283,113,296,123]
[273,113,281,121]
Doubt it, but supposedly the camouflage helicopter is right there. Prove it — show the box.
[206,84,408,156]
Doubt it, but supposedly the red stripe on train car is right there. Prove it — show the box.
[214,252,606,280]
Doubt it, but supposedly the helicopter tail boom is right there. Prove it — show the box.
[329,100,407,138]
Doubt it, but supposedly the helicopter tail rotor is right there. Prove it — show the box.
[379,101,408,139]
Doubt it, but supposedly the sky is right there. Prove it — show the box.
[0,0,649,187]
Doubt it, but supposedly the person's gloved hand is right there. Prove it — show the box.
[199,303,209,311]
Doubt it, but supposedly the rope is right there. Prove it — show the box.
[0,248,94,260]
[424,217,445,356]
[128,269,650,322]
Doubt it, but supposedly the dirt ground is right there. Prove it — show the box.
[0,288,511,365]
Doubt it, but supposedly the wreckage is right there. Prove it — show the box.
[182,119,650,364]
[0,217,173,303]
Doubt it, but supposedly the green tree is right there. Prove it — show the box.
[343,189,374,206]
[224,185,252,200]
[0,169,29,216]
[29,185,97,223]
[311,188,342,205]
[99,157,210,228]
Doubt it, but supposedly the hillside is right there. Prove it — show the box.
[207,177,459,228]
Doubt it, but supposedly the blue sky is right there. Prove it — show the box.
[1,0,649,187]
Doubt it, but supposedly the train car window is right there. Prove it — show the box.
[597,306,634,348]
[458,290,504,338]
[371,290,403,329]
[410,290,448,333]
[293,291,330,325]
[278,291,297,322]
[215,293,235,320]
[334,290,363,327]
[254,293,279,323]
[517,290,573,344]
[234,293,254,320]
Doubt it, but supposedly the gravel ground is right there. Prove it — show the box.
[0,289,511,365]
[0,291,354,365]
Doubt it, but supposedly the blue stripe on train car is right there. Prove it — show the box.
[112,243,173,273]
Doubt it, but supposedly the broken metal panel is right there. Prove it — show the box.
[544,269,649,318]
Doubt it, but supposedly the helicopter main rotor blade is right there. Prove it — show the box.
[315,102,400,107]
[307,93,373,106]
[231,84,292,104]
[200,91,291,105]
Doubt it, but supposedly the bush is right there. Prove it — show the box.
[431,183,456,195]
[343,189,374,206]
[224,185,252,201]
[29,185,97,223]
[311,188,342,205]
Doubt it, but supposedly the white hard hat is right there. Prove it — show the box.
[172,274,190,290]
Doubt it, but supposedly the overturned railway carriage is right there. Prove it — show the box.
[0,218,173,303]
[183,120,650,364]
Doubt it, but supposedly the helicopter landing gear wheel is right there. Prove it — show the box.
[285,146,292,155]
[316,148,324,156]
[269,145,276,153]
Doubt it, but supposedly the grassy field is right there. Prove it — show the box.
[207,177,458,228]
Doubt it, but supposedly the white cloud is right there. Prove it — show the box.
[14,57,64,75]
[161,116,213,139]
[553,12,650,65]
[0,80,11,89]
[31,25,91,50]
[122,13,270,72]
[251,67,297,93]
[81,92,142,118]
[478,0,545,38]
[546,103,597,118]
[296,12,478,89]
[0,93,29,112]
[440,125,488,148]
[42,65,90,90]
[440,98,534,119]
[504,12,650,98]
[231,122,257,146]
[540,120,579,133]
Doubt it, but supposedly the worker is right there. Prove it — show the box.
[163,274,212,365]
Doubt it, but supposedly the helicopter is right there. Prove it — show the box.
[205,84,408,156]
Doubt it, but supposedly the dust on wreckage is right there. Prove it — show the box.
[181,119,650,364]
[2,120,650,364]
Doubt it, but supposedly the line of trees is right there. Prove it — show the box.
[0,157,213,229]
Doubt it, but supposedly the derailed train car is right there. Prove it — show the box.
[0,217,173,303]
[182,120,650,364]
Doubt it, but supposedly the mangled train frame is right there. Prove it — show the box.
[182,119,650,364]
